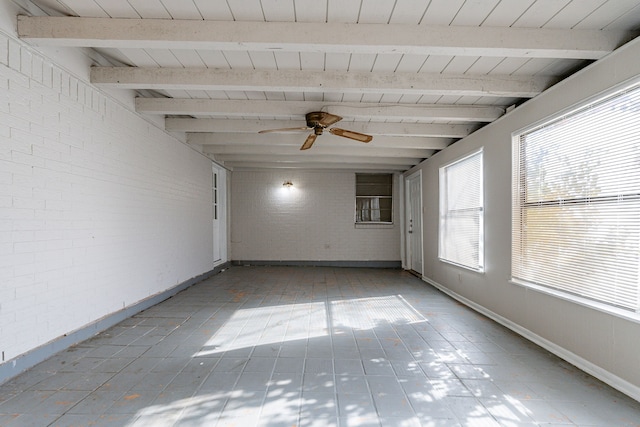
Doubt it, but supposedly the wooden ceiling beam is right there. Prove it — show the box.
[188,132,451,150]
[137,99,505,122]
[93,67,555,98]
[166,118,477,138]
[19,16,636,59]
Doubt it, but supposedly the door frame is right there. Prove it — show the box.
[212,163,228,266]
[404,170,423,275]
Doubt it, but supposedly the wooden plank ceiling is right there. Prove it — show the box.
[16,0,640,171]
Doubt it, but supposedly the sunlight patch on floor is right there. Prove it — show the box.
[330,295,427,330]
[194,301,328,357]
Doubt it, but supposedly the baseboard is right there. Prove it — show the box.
[422,276,640,403]
[0,262,230,385]
[232,260,402,268]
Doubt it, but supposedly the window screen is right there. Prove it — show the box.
[512,82,640,312]
[439,150,484,271]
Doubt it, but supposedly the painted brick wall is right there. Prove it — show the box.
[0,31,214,362]
[230,170,401,262]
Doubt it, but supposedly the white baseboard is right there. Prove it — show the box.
[422,275,640,403]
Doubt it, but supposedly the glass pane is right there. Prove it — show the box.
[356,197,392,222]
[441,211,481,268]
[439,151,483,270]
[356,173,393,196]
[523,88,640,203]
[514,83,640,311]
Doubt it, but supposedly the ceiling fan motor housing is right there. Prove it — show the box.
[306,111,342,128]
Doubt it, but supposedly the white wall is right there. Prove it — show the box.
[0,24,214,363]
[230,170,401,262]
[408,37,640,397]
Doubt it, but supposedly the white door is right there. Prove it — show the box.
[212,164,227,265]
[405,172,423,275]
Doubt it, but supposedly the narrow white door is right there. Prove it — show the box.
[212,164,227,265]
[406,172,423,275]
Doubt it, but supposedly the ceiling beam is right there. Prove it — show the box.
[188,132,451,150]
[221,161,411,171]
[214,154,419,166]
[18,16,636,59]
[166,118,476,138]
[92,68,554,98]
[201,144,432,158]
[138,99,505,122]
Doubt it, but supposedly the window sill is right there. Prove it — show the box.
[355,223,394,229]
[509,279,640,324]
[438,258,484,273]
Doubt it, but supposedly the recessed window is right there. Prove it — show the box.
[512,81,640,312]
[355,173,393,223]
[439,150,484,271]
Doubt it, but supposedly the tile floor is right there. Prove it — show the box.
[1,266,639,427]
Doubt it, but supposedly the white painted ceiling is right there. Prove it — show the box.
[15,0,640,171]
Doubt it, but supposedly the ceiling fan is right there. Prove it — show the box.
[258,112,373,150]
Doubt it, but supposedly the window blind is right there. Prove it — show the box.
[439,150,484,271]
[512,82,640,312]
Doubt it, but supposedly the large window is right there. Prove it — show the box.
[512,82,640,312]
[439,150,484,271]
[356,174,393,223]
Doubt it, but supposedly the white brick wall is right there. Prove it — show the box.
[0,31,214,362]
[230,170,400,262]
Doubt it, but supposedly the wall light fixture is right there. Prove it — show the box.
[283,180,293,188]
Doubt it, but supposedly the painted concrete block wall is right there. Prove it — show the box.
[0,29,214,364]
[408,37,640,397]
[230,170,400,262]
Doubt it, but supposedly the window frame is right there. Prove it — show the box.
[438,149,484,272]
[511,78,640,317]
[355,173,394,224]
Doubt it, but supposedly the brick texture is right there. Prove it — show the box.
[0,32,214,362]
[230,170,401,262]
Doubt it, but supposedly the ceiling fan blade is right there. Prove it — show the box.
[317,111,342,127]
[300,134,317,150]
[329,128,373,143]
[258,127,310,134]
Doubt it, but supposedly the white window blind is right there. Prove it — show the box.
[512,82,640,312]
[439,150,484,271]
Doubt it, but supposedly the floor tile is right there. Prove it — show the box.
[0,266,638,427]
[337,392,377,418]
[302,373,335,393]
[370,392,414,418]
[335,375,369,394]
[234,370,271,391]
[3,414,60,427]
[304,358,334,375]
[334,359,365,376]
[244,357,277,373]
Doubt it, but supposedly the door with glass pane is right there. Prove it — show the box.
[406,172,423,275]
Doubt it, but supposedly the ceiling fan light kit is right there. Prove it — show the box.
[259,111,373,150]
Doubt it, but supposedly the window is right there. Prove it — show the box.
[356,174,393,223]
[439,150,484,271]
[512,82,640,312]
